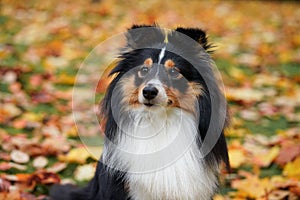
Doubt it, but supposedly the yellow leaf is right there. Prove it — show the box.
[213,194,225,200]
[63,126,78,137]
[22,112,44,122]
[228,149,245,168]
[283,157,300,180]
[58,147,91,164]
[252,146,280,167]
[232,175,273,199]
[55,73,75,85]
[58,146,102,164]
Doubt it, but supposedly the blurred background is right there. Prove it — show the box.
[0,0,300,199]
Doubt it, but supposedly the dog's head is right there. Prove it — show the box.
[100,25,229,170]
[104,25,215,116]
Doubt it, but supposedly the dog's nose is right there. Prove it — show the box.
[143,86,158,100]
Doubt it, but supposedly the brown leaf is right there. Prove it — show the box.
[0,177,10,192]
[275,143,300,166]
[290,186,300,196]
[27,171,60,186]
[31,91,55,104]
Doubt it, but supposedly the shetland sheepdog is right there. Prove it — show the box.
[50,25,230,200]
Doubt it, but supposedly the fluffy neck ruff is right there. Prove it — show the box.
[103,107,218,200]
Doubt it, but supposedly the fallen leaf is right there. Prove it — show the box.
[0,191,24,200]
[283,157,300,180]
[226,87,264,103]
[10,150,30,164]
[9,162,27,171]
[0,163,11,171]
[47,162,67,173]
[27,171,60,185]
[33,156,48,169]
[55,73,75,85]
[74,163,96,181]
[58,147,92,164]
[0,162,27,171]
[228,149,246,168]
[15,174,31,182]
[213,194,226,200]
[0,103,22,119]
[31,91,55,104]
[275,143,300,166]
[252,146,280,167]
[290,186,300,196]
[240,110,260,121]
[0,177,10,192]
[232,175,273,199]
[42,136,71,155]
[268,190,290,200]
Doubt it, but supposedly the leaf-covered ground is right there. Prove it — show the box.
[0,0,300,199]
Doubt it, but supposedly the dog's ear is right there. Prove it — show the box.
[126,24,165,49]
[175,27,213,52]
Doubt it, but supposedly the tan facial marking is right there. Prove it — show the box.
[164,59,175,68]
[165,82,203,114]
[128,88,140,106]
[188,82,203,97]
[121,76,139,107]
[144,58,153,66]
[121,75,153,108]
[165,87,180,108]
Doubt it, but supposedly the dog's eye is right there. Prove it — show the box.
[138,66,149,77]
[169,68,181,79]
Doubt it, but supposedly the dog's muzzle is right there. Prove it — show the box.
[142,85,158,100]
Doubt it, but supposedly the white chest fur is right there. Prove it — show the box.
[103,108,218,200]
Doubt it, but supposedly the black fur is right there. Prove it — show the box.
[50,25,229,200]
[50,162,129,200]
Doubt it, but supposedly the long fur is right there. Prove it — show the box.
[103,107,218,199]
[50,25,229,200]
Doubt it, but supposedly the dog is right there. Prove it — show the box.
[50,25,230,200]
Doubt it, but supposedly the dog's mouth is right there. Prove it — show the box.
[144,103,154,107]
[143,99,173,107]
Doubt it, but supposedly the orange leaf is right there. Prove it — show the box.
[15,174,31,182]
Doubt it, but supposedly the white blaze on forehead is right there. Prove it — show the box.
[158,47,166,64]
